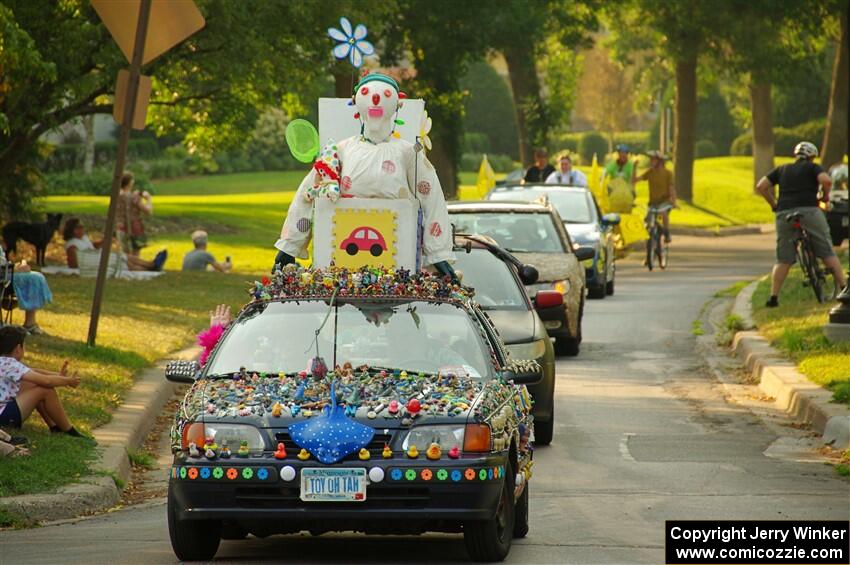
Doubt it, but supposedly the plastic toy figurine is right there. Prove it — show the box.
[274,442,287,460]
[297,448,311,461]
[236,440,250,458]
[219,440,232,459]
[407,444,419,459]
[425,442,441,460]
[382,443,393,459]
[188,441,201,458]
[271,402,283,417]
[358,447,371,461]
[448,445,461,459]
[273,72,456,279]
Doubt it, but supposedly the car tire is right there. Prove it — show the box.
[606,275,615,296]
[345,243,358,256]
[513,480,529,539]
[534,415,553,446]
[587,283,605,299]
[370,244,383,257]
[464,460,516,562]
[554,299,582,357]
[167,485,221,561]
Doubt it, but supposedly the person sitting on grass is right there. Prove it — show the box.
[0,246,52,335]
[62,217,167,272]
[182,230,232,272]
[0,326,86,437]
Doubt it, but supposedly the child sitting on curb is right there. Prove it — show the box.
[0,326,85,436]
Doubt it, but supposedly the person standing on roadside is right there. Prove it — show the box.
[524,148,556,183]
[545,154,588,187]
[636,150,676,242]
[755,141,847,307]
[116,172,152,258]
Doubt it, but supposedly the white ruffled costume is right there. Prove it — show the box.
[275,74,454,267]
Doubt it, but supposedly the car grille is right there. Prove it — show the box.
[234,486,430,510]
[273,430,395,460]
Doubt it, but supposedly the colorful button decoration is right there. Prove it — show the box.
[386,467,502,483]
[479,469,487,481]
[187,468,199,480]
[390,469,403,481]
[257,468,269,480]
[451,470,462,482]
[420,469,432,481]
[226,468,238,480]
[437,469,448,481]
[200,467,211,479]
[405,469,417,481]
[465,469,476,481]
[242,467,254,480]
[179,467,187,479]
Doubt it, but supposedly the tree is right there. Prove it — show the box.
[460,60,519,159]
[606,1,730,202]
[479,0,597,166]
[822,4,848,170]
[0,0,330,219]
[575,43,634,152]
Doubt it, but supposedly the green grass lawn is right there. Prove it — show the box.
[0,273,252,505]
[751,253,850,406]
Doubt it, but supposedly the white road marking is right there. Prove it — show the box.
[619,432,636,462]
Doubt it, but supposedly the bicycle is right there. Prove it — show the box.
[784,212,836,303]
[644,202,673,271]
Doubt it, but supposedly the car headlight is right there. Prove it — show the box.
[182,422,266,451]
[505,339,547,361]
[553,279,570,294]
[402,425,465,451]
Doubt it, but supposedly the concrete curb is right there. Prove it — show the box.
[0,346,199,523]
[730,282,850,449]
[671,223,772,238]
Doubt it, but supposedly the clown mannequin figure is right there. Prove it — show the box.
[273,73,456,277]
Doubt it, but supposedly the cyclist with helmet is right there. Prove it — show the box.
[637,150,676,242]
[755,141,847,307]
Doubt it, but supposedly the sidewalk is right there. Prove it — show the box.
[0,347,198,524]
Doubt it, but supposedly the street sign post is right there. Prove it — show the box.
[87,0,204,347]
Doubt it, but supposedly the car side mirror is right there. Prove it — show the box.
[165,360,200,383]
[519,264,539,285]
[601,213,621,226]
[574,246,595,261]
[534,290,563,309]
[502,359,542,385]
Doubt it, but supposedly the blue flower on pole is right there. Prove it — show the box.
[328,17,374,69]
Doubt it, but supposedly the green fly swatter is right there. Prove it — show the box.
[285,119,320,163]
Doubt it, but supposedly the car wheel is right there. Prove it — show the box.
[606,273,615,296]
[345,243,358,256]
[534,415,553,446]
[370,244,383,257]
[513,479,530,539]
[464,460,516,561]
[167,484,221,561]
[587,283,605,299]
[554,299,582,357]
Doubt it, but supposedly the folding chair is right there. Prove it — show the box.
[0,262,16,326]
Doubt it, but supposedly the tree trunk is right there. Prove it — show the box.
[429,131,457,199]
[749,80,775,185]
[673,55,697,202]
[83,115,95,175]
[334,69,354,99]
[821,9,848,170]
[504,43,544,167]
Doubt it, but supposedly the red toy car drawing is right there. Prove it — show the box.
[340,227,387,257]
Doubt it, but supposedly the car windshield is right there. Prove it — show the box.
[206,300,494,379]
[454,248,528,311]
[491,188,596,224]
[449,211,564,253]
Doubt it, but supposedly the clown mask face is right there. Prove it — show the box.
[356,80,399,140]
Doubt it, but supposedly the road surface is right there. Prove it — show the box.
[3,233,848,564]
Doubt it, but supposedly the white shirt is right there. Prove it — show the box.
[0,357,29,411]
[276,135,455,266]
[64,235,96,251]
[545,169,588,188]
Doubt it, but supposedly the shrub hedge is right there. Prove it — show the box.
[730,119,826,157]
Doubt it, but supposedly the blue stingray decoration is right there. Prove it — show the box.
[288,382,375,464]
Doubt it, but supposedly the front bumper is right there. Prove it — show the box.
[169,454,507,528]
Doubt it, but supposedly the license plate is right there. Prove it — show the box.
[300,468,367,502]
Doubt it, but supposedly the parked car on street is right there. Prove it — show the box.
[165,266,539,562]
[487,184,620,299]
[826,164,848,247]
[448,201,594,356]
[453,234,558,445]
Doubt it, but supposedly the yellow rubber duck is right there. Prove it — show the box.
[407,444,419,459]
[426,442,442,461]
[271,402,283,417]
[297,448,311,461]
[382,443,393,459]
[358,448,371,461]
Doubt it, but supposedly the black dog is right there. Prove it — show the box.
[2,213,63,266]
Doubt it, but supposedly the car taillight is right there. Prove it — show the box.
[463,424,491,453]
[182,422,206,450]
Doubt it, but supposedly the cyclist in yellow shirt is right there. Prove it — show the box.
[637,150,677,242]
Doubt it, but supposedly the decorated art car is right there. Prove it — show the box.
[165,265,539,562]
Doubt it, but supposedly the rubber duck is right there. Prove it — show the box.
[382,443,393,458]
[188,441,201,458]
[297,448,311,461]
[448,446,461,459]
[388,400,400,415]
[271,402,283,417]
[358,448,371,461]
[236,440,250,458]
[219,440,231,459]
[274,442,287,460]
[407,398,421,415]
[204,437,218,452]
[407,444,419,459]
[426,442,441,460]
